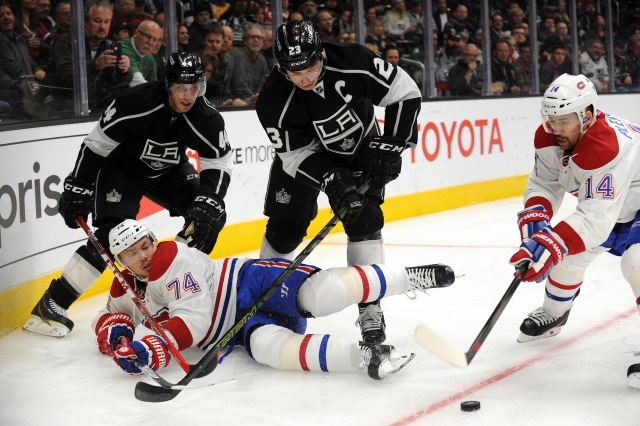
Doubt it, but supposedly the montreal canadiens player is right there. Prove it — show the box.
[94,219,456,380]
[255,20,424,346]
[508,73,640,389]
[24,52,232,338]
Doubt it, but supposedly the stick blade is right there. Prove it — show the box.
[135,382,182,403]
[415,323,469,369]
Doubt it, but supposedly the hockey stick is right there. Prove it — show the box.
[134,180,372,403]
[415,266,526,368]
[77,216,197,377]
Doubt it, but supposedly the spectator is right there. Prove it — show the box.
[554,0,571,24]
[364,6,378,30]
[189,1,213,51]
[382,0,415,42]
[365,18,390,54]
[513,43,531,94]
[489,13,508,44]
[112,22,132,40]
[619,34,640,92]
[221,24,235,55]
[435,27,463,96]
[121,19,163,86]
[583,13,606,48]
[315,9,336,42]
[505,35,518,62]
[580,38,609,93]
[539,43,568,91]
[505,6,525,33]
[578,0,597,39]
[336,9,354,36]
[49,1,72,44]
[448,43,482,96]
[19,0,44,62]
[177,23,192,53]
[538,15,556,44]
[229,23,269,104]
[219,0,252,47]
[261,27,274,69]
[511,23,527,47]
[445,3,475,37]
[555,20,571,46]
[382,45,400,66]
[201,26,224,57]
[433,0,450,37]
[53,0,132,111]
[491,39,520,95]
[0,1,48,118]
[298,0,317,22]
[110,0,148,39]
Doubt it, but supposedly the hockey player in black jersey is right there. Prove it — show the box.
[23,52,233,338]
[256,21,436,344]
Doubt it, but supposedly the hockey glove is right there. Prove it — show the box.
[509,227,566,283]
[364,136,406,190]
[321,168,366,224]
[517,204,551,241]
[178,195,227,254]
[58,176,94,229]
[114,335,170,375]
[95,313,135,356]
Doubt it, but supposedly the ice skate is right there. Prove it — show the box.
[23,289,74,338]
[517,306,572,343]
[359,342,415,380]
[406,264,456,293]
[356,301,386,344]
[628,364,640,391]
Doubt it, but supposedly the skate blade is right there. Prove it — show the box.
[379,352,416,378]
[628,373,640,391]
[22,315,70,338]
[516,327,562,343]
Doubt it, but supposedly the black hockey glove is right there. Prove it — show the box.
[178,195,227,254]
[364,136,407,190]
[58,176,94,229]
[321,168,366,224]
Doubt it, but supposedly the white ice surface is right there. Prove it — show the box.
[2,196,640,425]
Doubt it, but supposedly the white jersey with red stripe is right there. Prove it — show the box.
[92,241,249,351]
[523,111,640,255]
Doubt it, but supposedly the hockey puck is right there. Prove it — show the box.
[461,401,481,412]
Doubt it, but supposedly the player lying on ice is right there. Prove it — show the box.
[93,219,456,380]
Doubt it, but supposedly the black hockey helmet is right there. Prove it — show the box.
[275,20,325,74]
[165,51,206,94]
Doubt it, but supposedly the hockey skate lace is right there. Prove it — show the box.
[406,267,437,299]
[47,298,68,318]
[528,308,558,326]
[355,305,383,333]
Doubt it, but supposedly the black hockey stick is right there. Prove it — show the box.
[135,180,371,402]
[415,266,526,368]
[77,217,198,376]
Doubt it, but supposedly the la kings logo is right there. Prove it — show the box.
[140,139,181,170]
[312,104,363,155]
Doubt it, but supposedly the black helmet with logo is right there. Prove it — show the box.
[165,52,205,92]
[275,20,324,73]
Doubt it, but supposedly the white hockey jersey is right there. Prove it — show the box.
[92,241,248,350]
[524,111,640,255]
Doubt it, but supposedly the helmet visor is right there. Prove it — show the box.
[169,81,206,97]
[541,112,582,135]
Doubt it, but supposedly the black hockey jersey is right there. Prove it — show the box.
[256,42,422,188]
[70,81,232,198]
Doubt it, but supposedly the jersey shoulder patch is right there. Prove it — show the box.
[533,125,558,149]
[571,114,619,170]
[149,241,179,282]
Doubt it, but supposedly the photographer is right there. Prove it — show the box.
[52,0,132,113]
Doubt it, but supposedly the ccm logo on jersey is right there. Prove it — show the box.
[63,182,94,196]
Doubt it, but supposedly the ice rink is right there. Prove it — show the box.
[2,196,640,425]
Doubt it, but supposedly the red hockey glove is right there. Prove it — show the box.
[516,204,551,242]
[115,335,170,375]
[509,227,566,283]
[96,312,135,356]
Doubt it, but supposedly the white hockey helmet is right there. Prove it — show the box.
[109,219,157,267]
[541,73,598,134]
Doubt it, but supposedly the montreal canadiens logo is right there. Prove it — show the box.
[577,81,585,89]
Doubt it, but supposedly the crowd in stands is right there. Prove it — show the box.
[1,0,640,123]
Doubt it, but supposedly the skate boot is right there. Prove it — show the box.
[359,342,415,380]
[406,264,456,293]
[23,289,74,338]
[517,307,572,343]
[628,364,640,391]
[356,301,386,344]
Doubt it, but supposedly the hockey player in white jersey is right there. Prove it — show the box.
[507,73,640,389]
[23,52,232,338]
[94,219,456,380]
[256,21,422,346]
